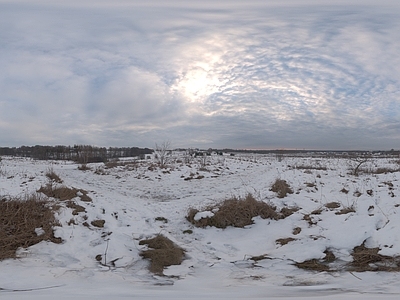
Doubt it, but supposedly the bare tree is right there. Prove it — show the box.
[348,154,371,176]
[154,141,171,167]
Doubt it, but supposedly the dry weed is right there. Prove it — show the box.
[0,193,61,260]
[37,184,91,202]
[295,259,330,272]
[45,167,63,183]
[270,179,293,198]
[187,194,281,228]
[325,202,341,210]
[139,235,185,275]
[276,238,296,246]
[350,242,400,272]
[91,220,105,228]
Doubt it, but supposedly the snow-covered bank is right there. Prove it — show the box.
[1,154,400,299]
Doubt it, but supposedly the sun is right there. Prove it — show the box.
[173,64,222,103]
[171,40,226,103]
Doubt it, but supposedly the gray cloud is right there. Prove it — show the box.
[0,0,399,149]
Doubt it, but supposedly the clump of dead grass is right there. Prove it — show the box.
[91,220,105,228]
[139,234,185,275]
[295,259,330,272]
[295,165,327,171]
[37,184,91,202]
[276,237,296,246]
[0,193,62,261]
[270,179,293,198]
[186,194,282,228]
[78,164,91,171]
[350,242,400,272]
[45,167,63,183]
[325,202,341,210]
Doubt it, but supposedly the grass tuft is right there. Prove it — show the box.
[45,167,63,183]
[139,235,185,275]
[187,194,281,228]
[270,179,293,198]
[0,193,62,261]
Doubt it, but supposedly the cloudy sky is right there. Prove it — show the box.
[1,0,399,150]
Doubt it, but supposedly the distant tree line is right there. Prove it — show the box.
[0,145,153,163]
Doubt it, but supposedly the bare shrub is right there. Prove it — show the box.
[270,179,293,198]
[139,235,185,275]
[0,193,62,260]
[348,158,369,176]
[187,194,282,229]
[154,141,171,167]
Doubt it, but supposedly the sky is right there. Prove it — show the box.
[0,0,399,150]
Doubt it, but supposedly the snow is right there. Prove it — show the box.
[1,154,400,299]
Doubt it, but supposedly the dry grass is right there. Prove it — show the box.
[295,250,336,272]
[0,193,62,261]
[350,242,400,272]
[37,184,91,202]
[295,165,327,171]
[270,179,293,198]
[139,235,185,275]
[37,184,77,201]
[78,164,91,171]
[325,202,341,209]
[294,242,400,273]
[45,167,63,183]
[276,237,296,246]
[187,194,281,228]
[335,206,356,215]
[91,220,105,228]
[66,201,86,215]
[295,259,330,272]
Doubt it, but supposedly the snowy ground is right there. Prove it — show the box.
[1,153,400,299]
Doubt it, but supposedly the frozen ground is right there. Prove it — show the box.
[1,153,400,299]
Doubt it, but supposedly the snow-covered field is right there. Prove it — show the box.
[1,153,400,299]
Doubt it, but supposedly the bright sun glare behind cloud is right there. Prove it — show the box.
[171,36,228,103]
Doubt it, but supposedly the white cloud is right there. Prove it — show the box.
[0,1,399,149]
